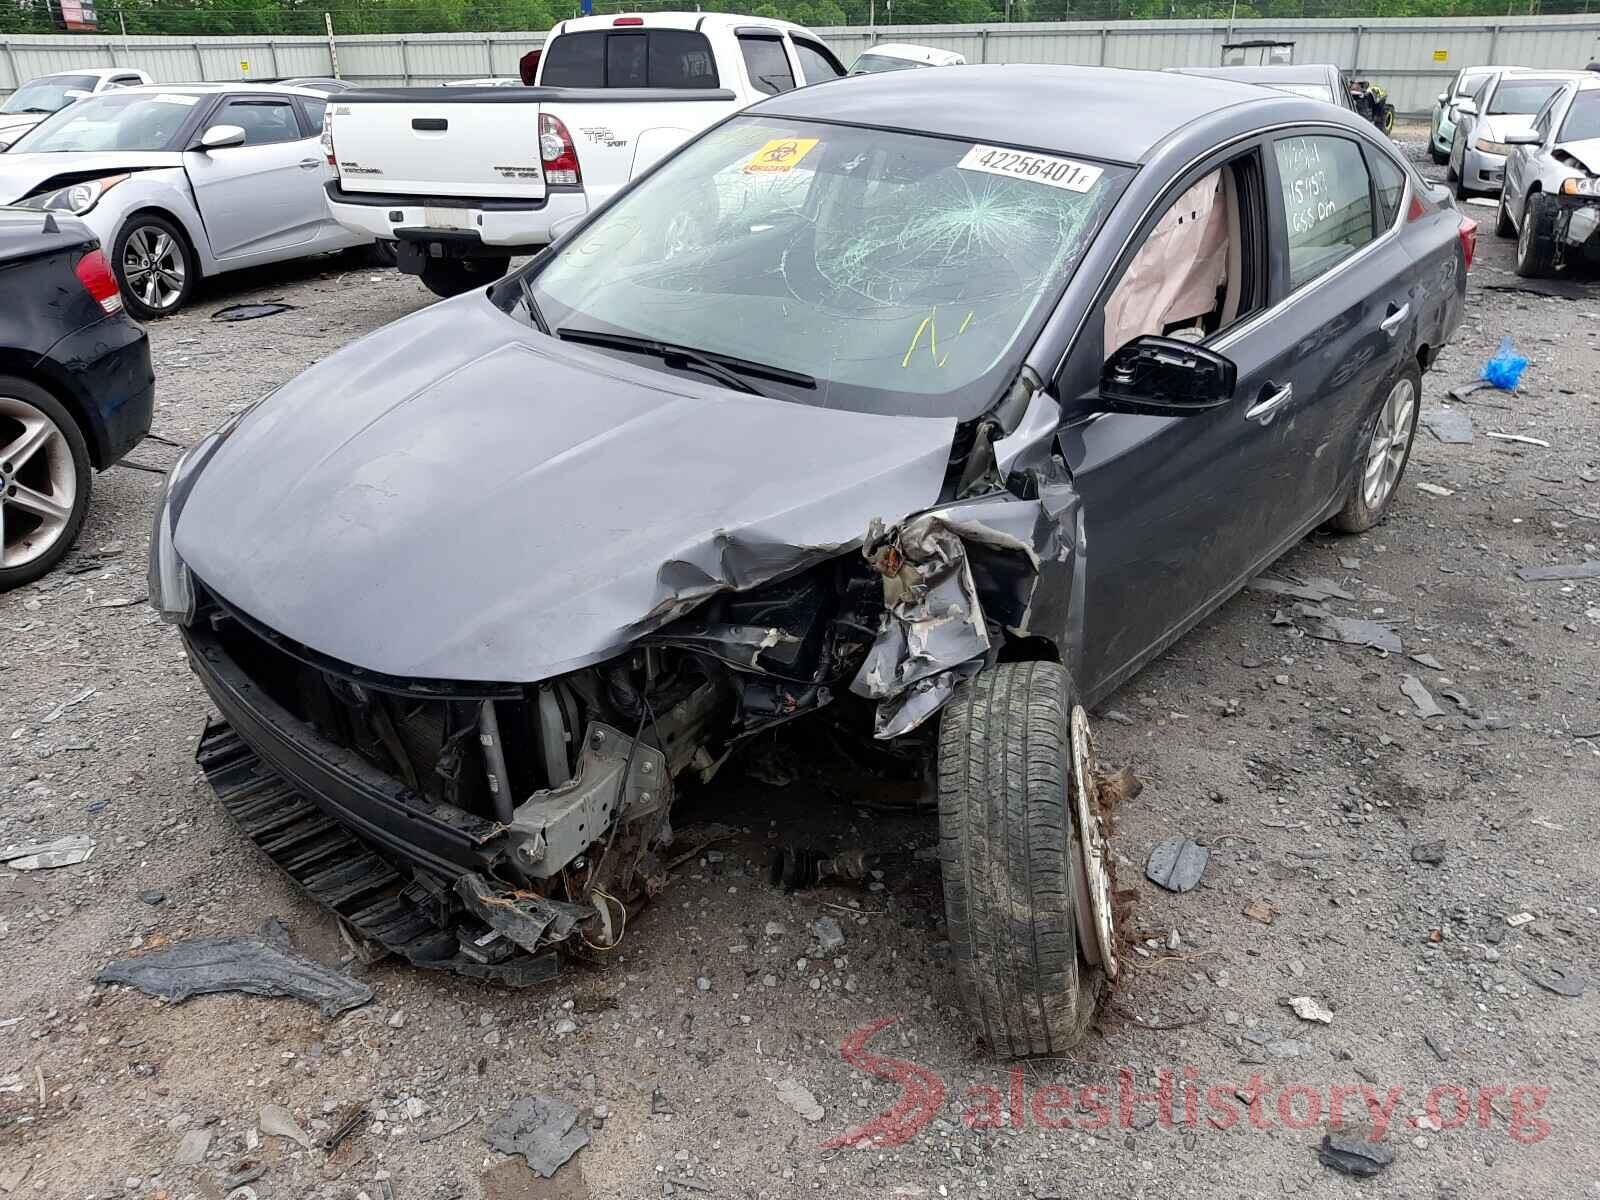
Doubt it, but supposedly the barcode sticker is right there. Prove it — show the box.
[956,144,1103,192]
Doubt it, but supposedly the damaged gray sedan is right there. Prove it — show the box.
[150,65,1468,1057]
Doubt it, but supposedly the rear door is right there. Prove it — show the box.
[187,93,328,259]
[1261,130,1421,522]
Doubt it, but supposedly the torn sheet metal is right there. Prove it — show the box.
[95,925,373,1017]
[455,873,589,954]
[851,485,1079,739]
[173,297,956,683]
[486,1095,591,1179]
[0,833,95,870]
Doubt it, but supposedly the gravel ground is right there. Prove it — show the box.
[2,128,1598,1200]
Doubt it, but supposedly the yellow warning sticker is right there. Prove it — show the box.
[744,137,819,174]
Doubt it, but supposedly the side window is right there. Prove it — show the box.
[606,33,648,88]
[298,97,328,138]
[792,39,846,85]
[111,75,143,87]
[648,30,719,88]
[1103,153,1264,358]
[740,35,796,95]
[216,99,301,146]
[540,31,607,88]
[1366,148,1406,230]
[1273,135,1374,290]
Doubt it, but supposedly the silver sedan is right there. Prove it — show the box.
[1497,76,1600,276]
[0,83,373,318]
[1449,70,1582,198]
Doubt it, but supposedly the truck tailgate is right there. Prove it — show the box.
[333,94,545,200]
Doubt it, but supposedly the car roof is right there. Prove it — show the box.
[112,82,332,100]
[554,10,807,35]
[861,43,960,62]
[37,66,138,80]
[1172,64,1337,85]
[754,64,1302,165]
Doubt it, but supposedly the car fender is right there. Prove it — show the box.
[91,168,217,276]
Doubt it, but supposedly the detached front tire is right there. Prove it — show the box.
[418,255,511,298]
[937,661,1098,1058]
[1515,194,1559,278]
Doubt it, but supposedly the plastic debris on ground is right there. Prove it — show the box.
[1485,431,1550,447]
[94,917,373,1017]
[1419,406,1473,444]
[259,1103,314,1149]
[486,1095,591,1179]
[1521,963,1586,998]
[211,302,296,321]
[1318,1128,1394,1177]
[1145,837,1209,893]
[1300,610,1401,655]
[774,1077,825,1122]
[0,834,95,870]
[1415,481,1453,497]
[1287,996,1334,1024]
[1246,575,1355,603]
[1516,560,1600,582]
[1400,674,1446,719]
[1480,335,1528,391]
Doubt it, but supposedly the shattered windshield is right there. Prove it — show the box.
[522,116,1130,418]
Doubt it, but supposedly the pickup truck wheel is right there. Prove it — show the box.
[114,215,195,319]
[0,378,92,591]
[1329,362,1420,534]
[1495,191,1516,238]
[418,256,511,299]
[366,239,399,268]
[1515,194,1559,278]
[936,661,1103,1058]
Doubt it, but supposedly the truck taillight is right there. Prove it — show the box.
[322,107,336,167]
[539,113,582,187]
[75,248,123,316]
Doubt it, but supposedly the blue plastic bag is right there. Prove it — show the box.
[1480,336,1528,391]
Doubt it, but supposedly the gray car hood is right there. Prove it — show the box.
[175,295,957,683]
[0,150,184,200]
[1560,137,1600,175]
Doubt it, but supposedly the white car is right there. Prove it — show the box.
[0,83,372,318]
[849,43,966,73]
[0,67,153,151]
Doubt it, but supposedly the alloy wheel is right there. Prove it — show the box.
[0,395,77,569]
[121,224,186,312]
[1361,376,1416,511]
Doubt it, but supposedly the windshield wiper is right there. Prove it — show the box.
[555,326,815,396]
[517,276,550,335]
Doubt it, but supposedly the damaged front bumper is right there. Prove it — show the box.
[1554,193,1600,261]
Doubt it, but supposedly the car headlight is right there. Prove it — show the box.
[146,399,267,625]
[21,174,129,216]
[1561,177,1600,198]
[1474,139,1511,156]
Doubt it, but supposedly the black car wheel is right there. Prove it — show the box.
[1330,362,1421,534]
[367,239,400,268]
[1515,194,1559,278]
[936,661,1102,1058]
[418,256,511,299]
[0,376,92,590]
[1428,136,1449,166]
[1495,190,1516,238]
[1446,134,1460,182]
[114,215,195,319]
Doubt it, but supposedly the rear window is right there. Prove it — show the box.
[1489,79,1565,116]
[541,29,719,89]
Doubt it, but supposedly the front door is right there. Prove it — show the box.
[185,94,327,260]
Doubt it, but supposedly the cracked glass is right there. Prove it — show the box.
[522,116,1130,418]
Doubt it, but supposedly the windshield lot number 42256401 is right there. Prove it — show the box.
[957,143,1104,192]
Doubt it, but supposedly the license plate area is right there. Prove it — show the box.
[423,206,475,231]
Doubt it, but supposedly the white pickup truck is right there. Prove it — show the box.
[323,11,847,296]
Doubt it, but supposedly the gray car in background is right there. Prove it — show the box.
[1449,69,1582,197]
[1497,74,1600,276]
[1168,63,1355,111]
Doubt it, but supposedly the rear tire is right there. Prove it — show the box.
[1428,140,1449,166]
[937,661,1099,1059]
[1329,362,1421,534]
[0,377,92,591]
[418,256,511,298]
[1515,193,1559,278]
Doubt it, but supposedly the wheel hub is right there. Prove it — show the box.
[1068,705,1119,979]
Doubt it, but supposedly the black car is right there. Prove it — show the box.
[1,207,154,589]
[151,66,1471,1056]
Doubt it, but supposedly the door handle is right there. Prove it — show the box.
[298,157,322,169]
[1245,382,1293,422]
[1379,302,1410,334]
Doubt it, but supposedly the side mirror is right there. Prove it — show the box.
[1437,92,1449,103]
[197,123,246,151]
[1099,336,1236,416]
[1454,99,1477,117]
[1503,130,1541,145]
